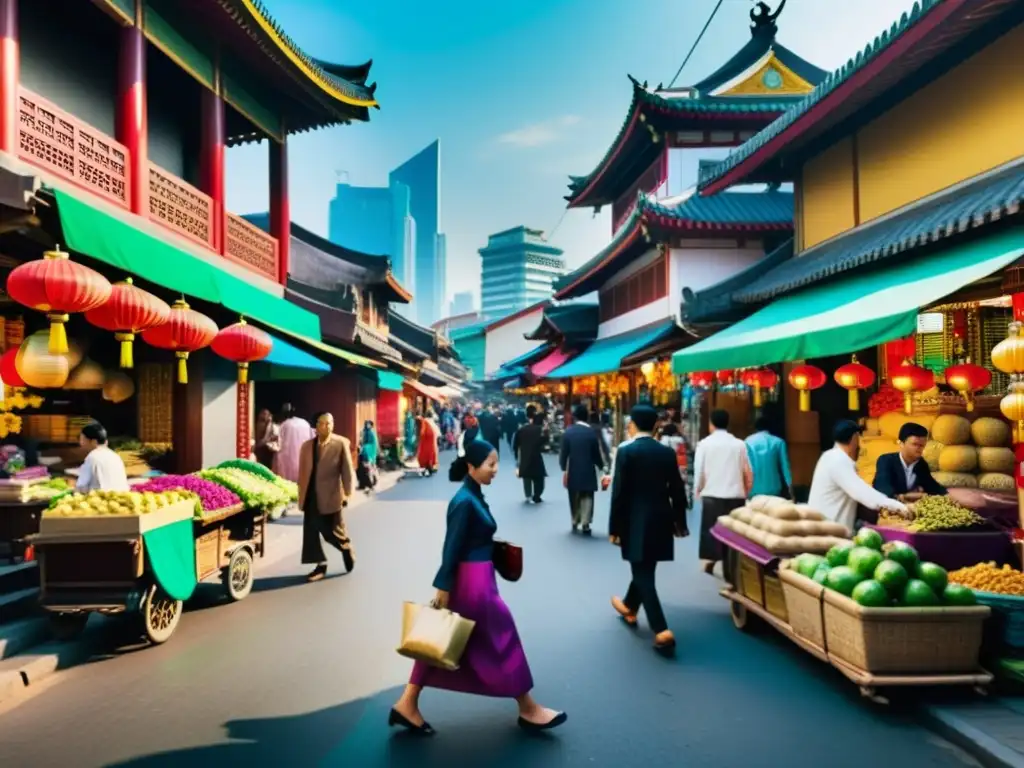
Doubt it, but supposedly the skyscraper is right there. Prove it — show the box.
[449,291,475,316]
[479,227,566,318]
[390,140,444,326]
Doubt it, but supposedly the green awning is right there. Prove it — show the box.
[377,370,404,391]
[255,322,382,371]
[548,319,678,378]
[52,187,321,340]
[672,228,1024,374]
[249,333,330,381]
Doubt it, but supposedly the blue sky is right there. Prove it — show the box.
[226,0,916,315]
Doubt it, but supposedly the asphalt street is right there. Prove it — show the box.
[0,450,982,767]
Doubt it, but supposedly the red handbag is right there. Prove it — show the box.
[492,539,523,582]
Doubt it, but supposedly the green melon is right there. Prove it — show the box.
[848,546,884,580]
[901,579,939,607]
[853,527,884,552]
[942,583,978,607]
[852,580,889,607]
[874,559,909,595]
[826,541,856,568]
[917,562,949,594]
[883,541,920,573]
[826,566,863,596]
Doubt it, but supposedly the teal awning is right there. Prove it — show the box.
[548,319,678,378]
[499,343,550,370]
[51,187,321,340]
[249,333,330,381]
[672,228,1024,374]
[377,370,404,391]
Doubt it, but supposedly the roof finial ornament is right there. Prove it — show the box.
[750,0,786,39]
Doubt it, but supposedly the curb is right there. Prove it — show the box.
[921,706,1024,768]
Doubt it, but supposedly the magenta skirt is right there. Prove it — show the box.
[410,561,534,698]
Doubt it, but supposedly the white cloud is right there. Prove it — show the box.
[495,115,581,148]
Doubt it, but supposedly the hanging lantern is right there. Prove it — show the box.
[992,322,1024,375]
[740,368,778,407]
[14,331,70,389]
[716,370,735,387]
[1000,379,1024,443]
[102,371,135,403]
[63,359,107,391]
[5,246,112,354]
[211,318,273,384]
[788,364,826,412]
[140,299,217,384]
[0,348,24,388]
[834,356,876,411]
[944,362,991,412]
[890,360,934,414]
[688,371,714,389]
[84,277,171,369]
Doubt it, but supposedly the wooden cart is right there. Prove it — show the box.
[712,524,993,704]
[30,502,265,645]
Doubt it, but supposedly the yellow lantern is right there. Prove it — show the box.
[102,371,135,403]
[1000,379,1024,442]
[15,331,69,389]
[992,322,1024,374]
[64,359,106,390]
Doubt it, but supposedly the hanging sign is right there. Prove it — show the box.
[236,382,251,459]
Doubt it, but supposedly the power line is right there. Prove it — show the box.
[667,0,724,89]
[541,207,569,244]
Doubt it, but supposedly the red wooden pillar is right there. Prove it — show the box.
[269,136,290,284]
[200,86,226,254]
[117,11,148,216]
[0,0,18,155]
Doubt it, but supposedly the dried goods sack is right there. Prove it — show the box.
[748,495,787,512]
[746,512,848,538]
[931,414,972,446]
[729,507,755,524]
[757,504,802,521]
[938,445,978,473]
[932,471,979,489]
[971,417,1011,448]
[978,473,1015,492]
[793,504,826,522]
[922,441,944,472]
[978,447,1015,474]
[880,412,935,441]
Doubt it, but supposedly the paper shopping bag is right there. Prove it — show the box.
[397,601,476,671]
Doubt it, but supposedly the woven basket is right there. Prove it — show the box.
[822,589,989,674]
[972,591,1024,652]
[778,564,825,649]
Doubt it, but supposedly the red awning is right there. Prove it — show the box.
[404,379,443,402]
[531,348,572,378]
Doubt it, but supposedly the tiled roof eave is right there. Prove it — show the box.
[553,218,646,299]
[645,213,793,233]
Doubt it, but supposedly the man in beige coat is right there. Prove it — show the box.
[298,411,356,581]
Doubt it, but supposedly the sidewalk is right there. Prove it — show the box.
[924,696,1024,768]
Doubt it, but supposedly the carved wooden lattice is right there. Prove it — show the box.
[18,87,130,208]
[149,164,215,248]
[137,363,174,444]
[226,213,279,281]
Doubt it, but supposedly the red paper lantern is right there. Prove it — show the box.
[84,277,171,369]
[5,247,112,355]
[0,348,24,388]
[944,362,991,412]
[688,371,714,389]
[834,356,876,412]
[740,368,778,407]
[788,364,826,412]
[890,360,934,414]
[211,318,273,384]
[716,370,735,386]
[141,299,217,384]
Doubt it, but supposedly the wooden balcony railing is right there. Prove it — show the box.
[226,213,279,283]
[148,163,215,249]
[17,86,130,209]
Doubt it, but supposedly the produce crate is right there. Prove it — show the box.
[972,591,1024,653]
[778,565,826,650]
[738,555,764,606]
[37,499,195,538]
[822,589,990,674]
[764,574,788,622]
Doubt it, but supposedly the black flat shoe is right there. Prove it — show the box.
[388,708,435,736]
[518,711,567,732]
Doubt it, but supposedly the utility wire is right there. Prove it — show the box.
[667,0,724,89]
[541,207,569,243]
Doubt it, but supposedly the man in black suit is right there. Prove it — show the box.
[477,404,502,458]
[873,422,948,501]
[559,404,607,535]
[609,403,688,656]
[513,411,549,503]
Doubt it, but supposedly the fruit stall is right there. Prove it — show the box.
[713,495,995,704]
[30,459,298,644]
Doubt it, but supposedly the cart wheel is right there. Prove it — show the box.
[730,600,750,630]
[859,686,889,706]
[49,613,88,642]
[141,585,182,644]
[223,548,254,602]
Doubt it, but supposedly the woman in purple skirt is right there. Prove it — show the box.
[390,439,566,735]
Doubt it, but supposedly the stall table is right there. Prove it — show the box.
[0,500,47,561]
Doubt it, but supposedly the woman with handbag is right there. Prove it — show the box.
[390,439,566,735]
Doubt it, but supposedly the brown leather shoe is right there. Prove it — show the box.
[653,630,676,656]
[611,596,638,627]
[306,564,327,582]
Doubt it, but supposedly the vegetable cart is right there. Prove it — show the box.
[712,523,993,704]
[30,500,265,644]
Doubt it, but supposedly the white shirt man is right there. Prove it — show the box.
[75,423,129,493]
[808,420,907,531]
[693,410,752,572]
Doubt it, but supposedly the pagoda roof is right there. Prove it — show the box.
[555,188,794,300]
[524,303,599,345]
[565,5,825,210]
[388,308,439,358]
[700,0,1018,195]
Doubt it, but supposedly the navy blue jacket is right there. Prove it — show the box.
[433,478,497,591]
[872,452,947,498]
[559,422,605,492]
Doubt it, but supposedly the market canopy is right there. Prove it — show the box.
[52,187,321,340]
[672,228,1024,374]
[377,370,405,391]
[531,347,571,378]
[248,333,330,381]
[548,319,678,378]
[404,378,442,402]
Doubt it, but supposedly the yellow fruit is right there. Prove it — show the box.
[932,414,972,445]
[932,471,979,489]
[938,445,978,473]
[978,447,1015,474]
[971,417,1012,448]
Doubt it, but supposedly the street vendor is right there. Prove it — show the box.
[807,420,907,530]
[75,421,129,493]
[872,422,947,502]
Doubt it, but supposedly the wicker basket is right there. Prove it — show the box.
[972,591,1024,652]
[778,564,826,649]
[822,589,989,674]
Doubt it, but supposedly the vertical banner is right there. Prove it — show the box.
[236,381,251,459]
